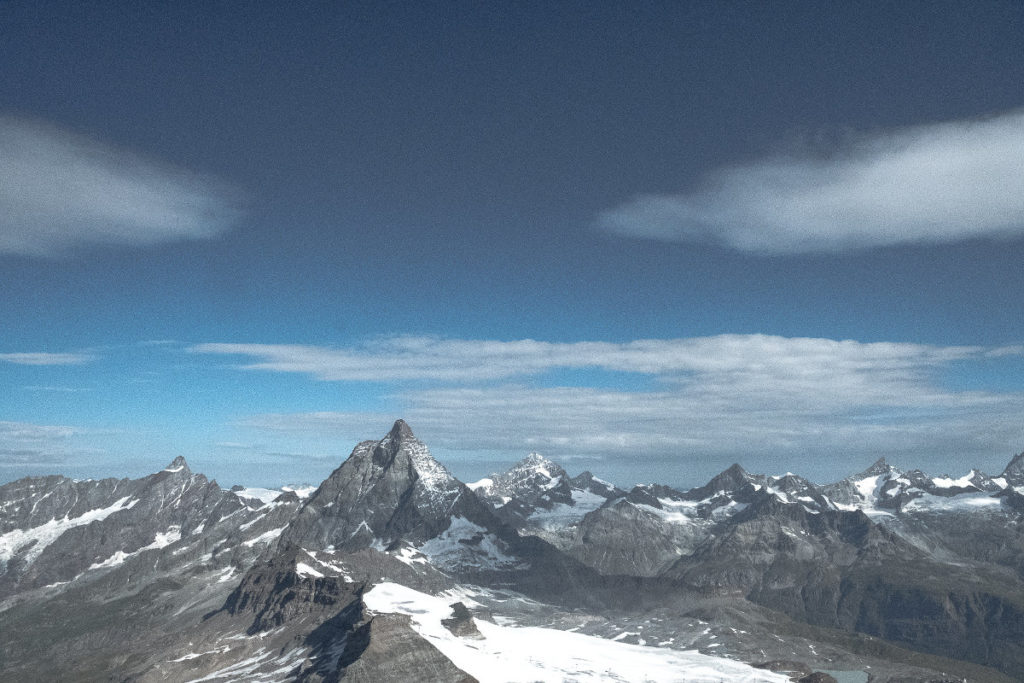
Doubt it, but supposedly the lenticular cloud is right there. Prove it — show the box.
[598,110,1024,253]
[0,116,244,256]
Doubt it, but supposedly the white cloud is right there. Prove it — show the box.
[241,383,1022,458]
[190,335,997,384]
[0,421,75,468]
[0,352,94,366]
[22,386,89,393]
[598,110,1024,253]
[0,421,111,471]
[0,117,244,256]
[0,420,76,442]
[225,335,1024,471]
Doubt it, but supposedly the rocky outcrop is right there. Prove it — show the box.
[441,602,483,639]
[221,547,364,633]
[335,613,477,683]
[1001,451,1024,486]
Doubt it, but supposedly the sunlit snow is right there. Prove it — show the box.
[88,525,182,570]
[0,496,138,567]
[363,582,789,683]
[294,561,324,578]
[930,472,976,489]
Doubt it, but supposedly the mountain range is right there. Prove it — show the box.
[2,420,1023,682]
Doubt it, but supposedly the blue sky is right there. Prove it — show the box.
[2,2,1024,489]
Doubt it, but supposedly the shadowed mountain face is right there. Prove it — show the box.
[2,420,1023,682]
[1003,451,1024,486]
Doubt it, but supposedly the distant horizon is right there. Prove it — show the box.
[5,418,1020,496]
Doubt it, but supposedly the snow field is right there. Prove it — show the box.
[363,582,790,683]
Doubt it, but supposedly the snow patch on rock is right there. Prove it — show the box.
[0,495,139,567]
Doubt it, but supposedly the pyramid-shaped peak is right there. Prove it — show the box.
[723,463,748,477]
[278,421,474,553]
[388,419,415,441]
[1002,451,1024,482]
[506,452,567,480]
[517,452,562,471]
[860,457,897,477]
[684,463,759,501]
[708,463,751,487]
[361,420,457,495]
[162,456,190,474]
[371,420,427,470]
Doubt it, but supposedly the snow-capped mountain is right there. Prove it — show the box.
[470,453,624,550]
[0,456,240,597]
[2,420,1023,682]
[470,452,569,507]
[277,419,524,574]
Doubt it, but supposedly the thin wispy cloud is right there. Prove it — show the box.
[221,335,1024,468]
[240,384,1024,470]
[215,441,260,450]
[190,335,1000,384]
[0,420,76,442]
[0,352,95,366]
[0,420,77,469]
[0,116,244,256]
[598,110,1024,253]
[22,386,90,393]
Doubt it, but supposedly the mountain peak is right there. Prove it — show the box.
[723,463,748,477]
[1002,450,1024,484]
[707,463,752,489]
[277,422,467,551]
[513,452,565,476]
[683,463,761,502]
[470,452,570,510]
[162,456,190,474]
[388,419,415,441]
[861,457,895,477]
[503,452,567,483]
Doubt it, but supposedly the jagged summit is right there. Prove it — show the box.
[861,457,896,477]
[472,452,568,507]
[507,452,567,481]
[683,462,761,502]
[387,418,415,441]
[162,456,191,474]
[519,451,557,468]
[720,462,749,480]
[570,471,622,498]
[1001,451,1024,485]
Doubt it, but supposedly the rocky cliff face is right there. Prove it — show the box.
[0,456,244,597]
[1002,451,1024,486]
[568,497,698,576]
